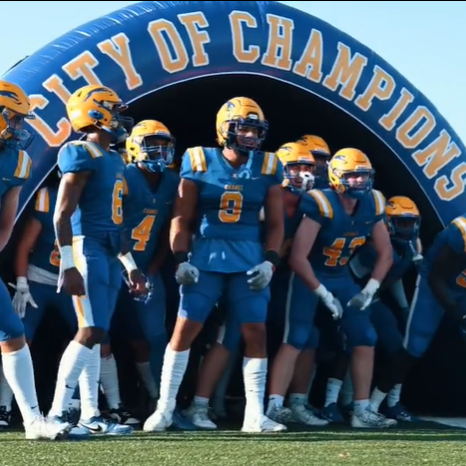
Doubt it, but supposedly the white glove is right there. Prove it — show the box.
[247,261,274,290]
[8,277,38,318]
[314,284,343,320]
[347,278,380,310]
[175,262,200,286]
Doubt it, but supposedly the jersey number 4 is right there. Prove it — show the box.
[219,192,243,223]
[131,215,156,251]
[323,236,366,267]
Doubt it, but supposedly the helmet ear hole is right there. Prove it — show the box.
[89,110,103,120]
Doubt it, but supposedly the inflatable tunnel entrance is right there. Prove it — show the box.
[4,0,466,415]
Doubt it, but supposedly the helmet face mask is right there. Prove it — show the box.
[126,120,175,173]
[216,97,268,155]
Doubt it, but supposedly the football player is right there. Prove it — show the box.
[48,84,146,435]
[4,171,79,430]
[349,195,422,421]
[144,97,285,433]
[265,142,328,426]
[287,148,395,428]
[296,135,331,189]
[0,80,69,439]
[108,120,193,429]
[365,206,466,419]
[182,141,323,429]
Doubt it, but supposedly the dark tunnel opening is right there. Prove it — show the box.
[126,73,442,246]
[4,72,466,422]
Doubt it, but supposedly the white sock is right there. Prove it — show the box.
[193,395,209,408]
[79,344,101,420]
[136,361,158,399]
[387,384,402,408]
[2,345,41,424]
[243,357,267,417]
[100,354,121,410]
[0,364,14,410]
[49,341,92,417]
[353,399,370,415]
[268,394,284,409]
[157,346,190,414]
[288,393,307,407]
[369,387,387,413]
[324,378,343,407]
[339,370,354,407]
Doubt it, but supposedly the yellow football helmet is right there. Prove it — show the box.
[0,80,35,150]
[66,85,133,143]
[296,134,331,184]
[328,148,374,199]
[216,97,268,153]
[126,120,175,172]
[276,142,316,191]
[386,196,421,242]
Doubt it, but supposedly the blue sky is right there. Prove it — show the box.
[1,1,464,141]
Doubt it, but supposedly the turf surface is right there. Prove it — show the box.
[2,422,466,466]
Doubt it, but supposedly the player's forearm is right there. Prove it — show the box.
[53,213,73,247]
[169,217,192,254]
[289,255,320,291]
[371,250,393,283]
[14,248,30,278]
[265,218,284,254]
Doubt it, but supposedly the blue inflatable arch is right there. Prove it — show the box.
[4,0,466,236]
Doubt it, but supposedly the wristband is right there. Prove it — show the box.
[364,278,381,295]
[60,245,76,271]
[17,276,28,287]
[118,252,138,273]
[313,284,328,299]
[173,251,189,265]
[265,250,280,267]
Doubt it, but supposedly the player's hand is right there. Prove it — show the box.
[347,291,373,310]
[313,284,343,320]
[347,278,380,311]
[58,267,86,296]
[8,277,38,318]
[175,262,199,286]
[128,269,149,297]
[247,261,274,290]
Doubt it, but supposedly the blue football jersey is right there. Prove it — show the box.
[0,147,32,200]
[29,186,60,274]
[181,147,283,273]
[123,164,179,271]
[423,215,466,291]
[300,188,386,277]
[57,140,126,242]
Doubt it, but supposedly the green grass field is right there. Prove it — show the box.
[1,423,466,466]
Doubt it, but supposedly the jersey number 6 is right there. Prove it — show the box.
[219,191,243,224]
[112,180,125,225]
